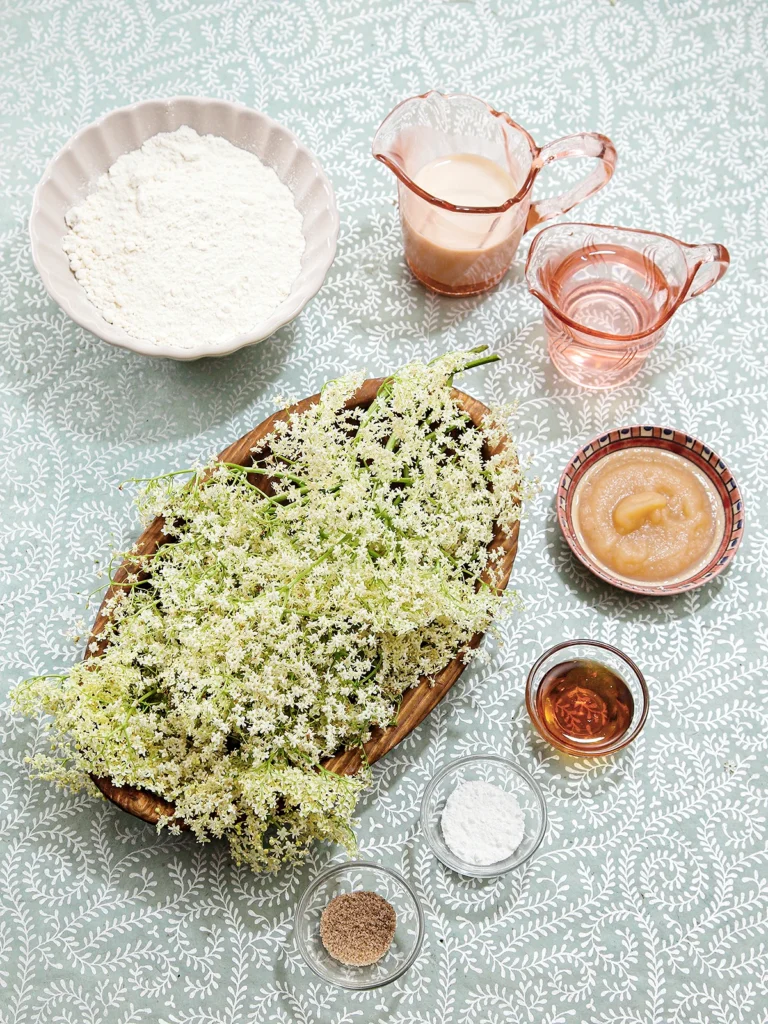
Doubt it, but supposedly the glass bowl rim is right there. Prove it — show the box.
[420,754,548,878]
[295,858,426,990]
[525,638,650,755]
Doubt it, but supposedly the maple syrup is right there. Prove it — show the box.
[535,659,633,750]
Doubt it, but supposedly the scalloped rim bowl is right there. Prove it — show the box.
[557,426,745,596]
[29,96,339,360]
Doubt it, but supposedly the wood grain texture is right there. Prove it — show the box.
[87,379,519,824]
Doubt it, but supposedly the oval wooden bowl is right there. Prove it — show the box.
[86,379,520,825]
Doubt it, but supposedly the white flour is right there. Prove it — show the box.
[441,780,525,865]
[63,126,305,350]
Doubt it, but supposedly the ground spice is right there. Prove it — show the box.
[319,890,397,966]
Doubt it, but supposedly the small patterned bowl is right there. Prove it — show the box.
[295,860,425,990]
[420,755,548,878]
[557,426,744,596]
[29,96,339,360]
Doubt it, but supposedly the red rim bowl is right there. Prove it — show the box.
[556,426,745,596]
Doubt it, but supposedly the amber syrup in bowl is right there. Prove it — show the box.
[526,640,648,756]
[536,659,633,749]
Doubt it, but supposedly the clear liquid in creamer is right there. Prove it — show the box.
[400,152,523,294]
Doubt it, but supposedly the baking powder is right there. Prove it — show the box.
[63,126,305,350]
[440,779,525,865]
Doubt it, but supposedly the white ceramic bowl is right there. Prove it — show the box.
[29,96,339,360]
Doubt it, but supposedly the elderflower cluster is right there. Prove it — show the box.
[12,350,525,872]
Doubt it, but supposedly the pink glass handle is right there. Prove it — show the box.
[683,243,730,301]
[525,133,617,233]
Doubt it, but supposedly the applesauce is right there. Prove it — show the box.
[572,447,724,584]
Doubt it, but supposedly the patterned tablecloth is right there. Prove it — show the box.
[2,1,766,1022]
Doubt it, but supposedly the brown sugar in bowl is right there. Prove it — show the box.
[320,891,397,966]
[295,860,424,989]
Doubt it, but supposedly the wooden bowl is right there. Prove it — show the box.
[86,379,519,825]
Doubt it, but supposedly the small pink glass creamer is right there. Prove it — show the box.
[525,223,730,390]
[373,91,617,296]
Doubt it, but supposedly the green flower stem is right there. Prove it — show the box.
[447,352,500,384]
[222,462,308,490]
[281,545,335,592]
[119,468,197,489]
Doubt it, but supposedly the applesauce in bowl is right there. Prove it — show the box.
[572,447,724,585]
[556,427,744,596]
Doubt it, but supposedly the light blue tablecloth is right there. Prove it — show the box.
[2,1,766,1022]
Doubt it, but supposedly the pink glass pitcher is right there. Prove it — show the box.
[372,91,617,296]
[525,222,730,389]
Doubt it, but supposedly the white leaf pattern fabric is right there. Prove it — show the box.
[1,1,766,1022]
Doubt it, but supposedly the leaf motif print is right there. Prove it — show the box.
[1,0,767,1022]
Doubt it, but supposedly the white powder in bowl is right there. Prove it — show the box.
[440,779,525,866]
[62,125,305,350]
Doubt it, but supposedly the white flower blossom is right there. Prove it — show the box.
[12,350,526,872]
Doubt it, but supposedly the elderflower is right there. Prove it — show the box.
[12,349,526,872]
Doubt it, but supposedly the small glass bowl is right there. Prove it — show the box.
[526,639,649,756]
[295,860,425,990]
[420,755,548,878]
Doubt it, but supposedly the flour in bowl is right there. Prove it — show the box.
[62,126,305,350]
